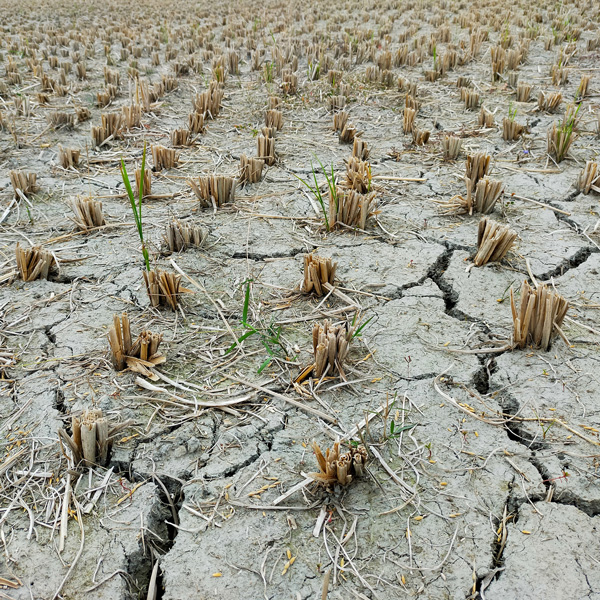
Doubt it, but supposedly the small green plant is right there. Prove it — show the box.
[292,154,337,232]
[548,102,580,162]
[120,141,150,271]
[263,61,274,83]
[307,60,320,81]
[226,279,284,373]
[508,102,517,121]
[351,313,374,339]
[432,44,437,70]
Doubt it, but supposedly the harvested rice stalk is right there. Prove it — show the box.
[329,95,346,112]
[466,153,491,188]
[461,87,479,109]
[538,91,562,113]
[192,81,224,118]
[188,111,205,134]
[576,75,590,100]
[312,319,353,378]
[269,96,281,109]
[122,104,142,129]
[58,408,130,468]
[310,440,368,487]
[469,177,504,214]
[76,107,91,122]
[403,107,416,133]
[9,171,37,198]
[303,254,337,296]
[346,157,371,193]
[171,128,192,147]
[352,138,369,160]
[239,155,264,184]
[70,197,105,231]
[152,145,179,170]
[108,312,166,378]
[516,83,531,102]
[547,105,579,163]
[91,112,123,146]
[473,217,517,266]
[15,243,55,281]
[338,121,356,143]
[281,69,297,94]
[329,188,376,230]
[265,109,283,130]
[163,219,208,253]
[333,110,349,133]
[442,135,462,160]
[58,146,80,169]
[48,111,74,129]
[257,135,275,165]
[143,269,188,310]
[577,161,599,194]
[502,118,525,141]
[478,107,494,128]
[135,168,152,198]
[510,281,569,351]
[188,175,236,208]
[412,128,430,145]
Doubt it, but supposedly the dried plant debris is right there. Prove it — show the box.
[9,171,37,198]
[143,269,188,310]
[346,157,372,193]
[403,107,416,133]
[538,91,562,112]
[412,128,430,145]
[303,254,337,296]
[352,138,369,160]
[152,145,179,170]
[310,440,368,487]
[257,134,276,165]
[58,146,80,169]
[442,135,462,160]
[164,219,208,253]
[329,188,376,230]
[577,161,599,194]
[135,168,152,198]
[502,117,525,141]
[171,128,192,147]
[466,152,491,188]
[265,109,283,130]
[478,106,494,128]
[70,197,105,231]
[312,319,353,378]
[473,217,517,266]
[188,175,236,208]
[511,281,569,351]
[15,244,55,281]
[239,155,264,184]
[58,408,130,468]
[108,312,166,378]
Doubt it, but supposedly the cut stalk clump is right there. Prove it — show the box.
[329,187,376,230]
[9,171,38,198]
[310,440,368,487]
[303,254,337,296]
[239,155,264,184]
[461,87,479,109]
[466,152,491,188]
[516,83,531,102]
[538,91,562,113]
[478,107,494,128]
[510,281,569,351]
[403,107,416,133]
[163,219,208,253]
[265,109,283,130]
[122,104,142,129]
[135,168,152,198]
[312,319,353,378]
[352,138,369,160]
[70,197,105,231]
[152,145,179,170]
[171,128,191,147]
[16,243,55,281]
[58,146,80,169]
[346,157,371,193]
[188,175,236,208]
[48,111,75,129]
[257,135,275,165]
[281,70,298,94]
[473,217,517,266]
[442,135,462,160]
[188,111,205,134]
[108,312,166,378]
[577,161,599,194]
[502,117,525,141]
[412,128,430,145]
[91,112,123,146]
[144,269,186,310]
[192,81,224,118]
[547,103,580,163]
[58,408,129,468]
[328,95,346,112]
[468,177,504,214]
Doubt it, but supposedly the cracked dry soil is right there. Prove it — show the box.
[1,0,600,599]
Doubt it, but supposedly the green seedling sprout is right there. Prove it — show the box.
[120,141,150,271]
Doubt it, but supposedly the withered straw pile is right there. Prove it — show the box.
[9,171,37,198]
[16,244,55,281]
[58,146,80,169]
[346,157,371,193]
[108,312,166,379]
[473,217,517,266]
[510,281,569,351]
[70,197,105,231]
[303,254,337,296]
[312,319,353,378]
[538,91,562,112]
[239,155,264,184]
[164,219,208,252]
[188,175,236,208]
[144,269,187,310]
[329,188,376,230]
[577,161,599,194]
[310,440,368,487]
[58,409,130,468]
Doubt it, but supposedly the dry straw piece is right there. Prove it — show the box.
[58,408,130,468]
[442,135,462,160]
[473,217,517,266]
[466,152,491,188]
[265,109,283,130]
[468,177,504,214]
[312,319,353,378]
[346,157,372,193]
[9,171,38,198]
[239,155,264,184]
[310,440,368,487]
[257,134,275,165]
[48,111,75,129]
[143,269,188,310]
[58,146,80,169]
[163,219,208,253]
[577,161,599,194]
[188,175,236,208]
[108,312,166,379]
[15,244,55,281]
[152,145,179,170]
[303,254,337,296]
[70,197,105,231]
[192,81,224,118]
[510,281,569,351]
[329,188,376,230]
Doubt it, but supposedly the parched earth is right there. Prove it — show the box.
[1,0,599,599]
